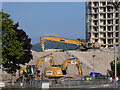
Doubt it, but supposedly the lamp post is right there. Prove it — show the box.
[107,2,119,87]
[92,54,95,80]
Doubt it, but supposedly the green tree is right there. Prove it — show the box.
[13,22,33,65]
[2,11,33,75]
[110,58,120,77]
[2,11,24,74]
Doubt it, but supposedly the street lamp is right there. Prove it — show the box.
[107,2,119,87]
[92,54,95,80]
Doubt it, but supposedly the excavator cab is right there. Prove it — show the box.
[62,70,67,75]
[86,42,93,48]
[26,65,37,78]
[62,66,68,75]
[86,42,100,49]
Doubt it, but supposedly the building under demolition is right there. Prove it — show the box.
[86,1,119,48]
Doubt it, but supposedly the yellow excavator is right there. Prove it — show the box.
[40,36,101,51]
[35,53,54,71]
[18,53,54,80]
[44,57,82,78]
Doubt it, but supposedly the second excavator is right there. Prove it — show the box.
[44,57,82,78]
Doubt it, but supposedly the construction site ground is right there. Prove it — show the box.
[1,49,115,83]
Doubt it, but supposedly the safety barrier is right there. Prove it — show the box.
[5,77,120,89]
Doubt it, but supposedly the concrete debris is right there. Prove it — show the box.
[2,49,115,82]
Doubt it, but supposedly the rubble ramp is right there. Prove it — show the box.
[67,50,114,75]
[30,50,114,76]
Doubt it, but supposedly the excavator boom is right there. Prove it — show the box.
[40,36,101,51]
[61,58,82,77]
[40,36,86,51]
[36,53,54,70]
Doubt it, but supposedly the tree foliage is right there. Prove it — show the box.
[13,23,33,65]
[110,58,120,77]
[2,11,33,74]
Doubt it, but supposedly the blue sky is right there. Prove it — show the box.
[2,2,85,44]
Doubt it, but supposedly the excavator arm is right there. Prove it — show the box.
[35,53,54,70]
[61,58,82,77]
[76,59,82,77]
[40,36,86,51]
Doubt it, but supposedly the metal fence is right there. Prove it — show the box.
[4,77,120,89]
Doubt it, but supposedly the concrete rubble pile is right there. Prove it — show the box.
[2,50,115,82]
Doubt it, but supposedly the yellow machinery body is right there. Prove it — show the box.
[44,58,82,78]
[40,36,101,51]
[44,67,68,78]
